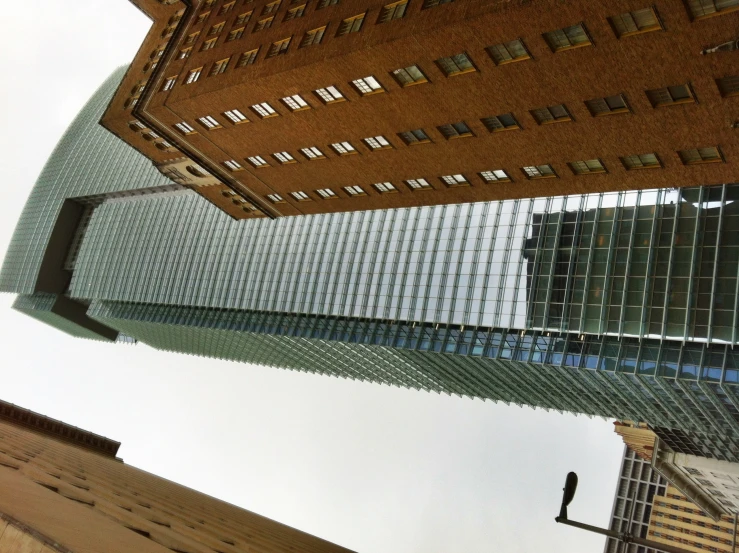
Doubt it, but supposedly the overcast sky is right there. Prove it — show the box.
[0,2,625,552]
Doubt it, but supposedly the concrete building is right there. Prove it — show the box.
[0,399,353,553]
[105,0,739,219]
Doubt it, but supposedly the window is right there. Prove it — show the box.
[237,48,260,67]
[234,11,253,25]
[316,0,340,8]
[219,1,235,15]
[678,147,723,165]
[254,17,274,32]
[405,178,433,190]
[585,94,630,116]
[290,191,311,201]
[284,4,306,20]
[621,153,661,170]
[281,94,310,111]
[177,48,192,60]
[209,58,231,76]
[162,76,177,91]
[201,38,218,51]
[391,65,428,87]
[224,109,248,124]
[316,188,337,199]
[609,7,663,37]
[522,165,556,179]
[646,84,695,107]
[363,136,392,150]
[481,113,520,132]
[263,0,282,14]
[248,156,269,168]
[196,11,211,24]
[716,75,739,98]
[398,128,431,145]
[301,26,326,47]
[156,140,174,151]
[479,169,511,183]
[422,0,454,8]
[543,23,592,52]
[208,22,225,36]
[267,37,291,58]
[129,120,147,131]
[267,193,285,203]
[300,146,325,159]
[336,13,366,36]
[569,159,606,174]
[436,53,476,76]
[486,39,531,65]
[251,102,278,118]
[344,185,367,196]
[373,182,397,193]
[223,160,243,171]
[437,121,473,139]
[530,104,572,124]
[226,27,245,41]
[331,142,357,155]
[315,86,345,103]
[378,0,408,23]
[440,174,469,187]
[185,68,202,84]
[184,32,200,45]
[174,121,196,134]
[198,115,221,129]
[273,151,296,164]
[685,0,739,20]
[351,76,384,95]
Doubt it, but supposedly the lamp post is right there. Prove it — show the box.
[555,472,694,553]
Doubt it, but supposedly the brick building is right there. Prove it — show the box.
[0,399,353,553]
[103,0,739,219]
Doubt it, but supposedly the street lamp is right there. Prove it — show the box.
[554,471,694,553]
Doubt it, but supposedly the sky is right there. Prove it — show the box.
[0,2,626,552]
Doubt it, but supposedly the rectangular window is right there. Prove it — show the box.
[351,76,384,95]
[263,0,282,15]
[301,26,326,47]
[479,169,511,183]
[267,193,285,203]
[290,191,311,201]
[208,22,225,36]
[435,53,476,76]
[569,159,606,174]
[530,104,572,124]
[174,121,196,134]
[716,75,739,97]
[481,113,520,132]
[522,164,557,179]
[314,86,345,103]
[185,68,203,84]
[237,48,260,67]
[585,94,630,116]
[316,0,340,8]
[398,128,431,145]
[219,1,236,15]
[300,146,325,159]
[378,0,408,23]
[198,115,221,129]
[281,94,310,111]
[162,76,177,91]
[405,178,433,190]
[331,141,357,155]
[177,48,192,60]
[437,121,473,139]
[196,11,211,24]
[316,188,337,199]
[224,109,248,124]
[609,7,663,37]
[646,84,695,107]
[440,174,469,187]
[391,65,428,87]
[343,185,367,196]
[226,27,245,42]
[678,147,723,165]
[254,17,274,32]
[363,136,392,150]
[486,39,531,65]
[267,37,291,58]
[129,120,147,130]
[422,0,454,8]
[234,11,253,25]
[248,155,269,168]
[373,182,397,193]
[543,23,592,52]
[273,151,296,164]
[184,32,200,45]
[336,13,366,36]
[209,58,231,76]
[201,38,218,51]
[251,102,278,118]
[284,4,306,20]
[224,160,243,171]
[621,153,661,170]
[685,0,739,20]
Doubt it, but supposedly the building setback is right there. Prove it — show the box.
[104,0,739,219]
[0,402,354,553]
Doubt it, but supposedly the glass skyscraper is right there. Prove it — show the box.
[4,68,739,462]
